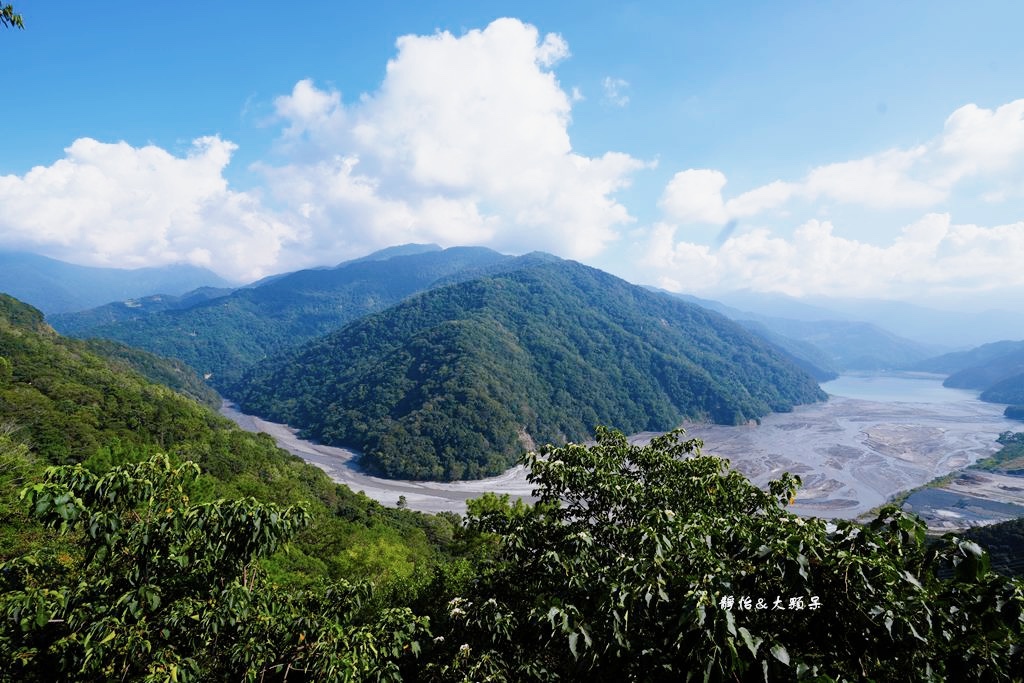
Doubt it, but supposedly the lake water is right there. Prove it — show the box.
[820,372,981,404]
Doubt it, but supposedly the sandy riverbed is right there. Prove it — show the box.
[220,402,536,513]
[221,391,1018,518]
[681,395,1017,518]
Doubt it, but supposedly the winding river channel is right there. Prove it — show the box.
[220,372,1019,518]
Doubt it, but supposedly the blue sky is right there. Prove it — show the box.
[2,1,1023,308]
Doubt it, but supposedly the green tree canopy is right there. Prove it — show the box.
[443,428,1024,681]
[0,455,428,682]
[1,4,22,29]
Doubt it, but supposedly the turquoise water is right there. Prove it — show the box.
[820,373,982,404]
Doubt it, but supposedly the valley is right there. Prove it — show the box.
[7,7,1024,676]
[222,373,1019,521]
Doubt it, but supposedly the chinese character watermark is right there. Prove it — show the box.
[717,595,822,611]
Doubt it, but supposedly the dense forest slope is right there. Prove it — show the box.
[0,250,229,314]
[0,293,457,580]
[232,259,826,480]
[77,337,222,408]
[51,246,510,387]
[3,293,1022,680]
[966,517,1024,577]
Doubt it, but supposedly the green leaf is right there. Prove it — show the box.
[902,570,922,589]
[961,540,984,558]
[770,643,789,666]
[738,626,762,657]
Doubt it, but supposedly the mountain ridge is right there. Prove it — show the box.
[232,259,827,480]
[0,250,231,314]
[51,246,513,387]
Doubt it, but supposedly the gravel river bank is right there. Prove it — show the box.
[221,373,1018,518]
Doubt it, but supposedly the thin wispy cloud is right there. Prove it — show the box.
[602,77,630,107]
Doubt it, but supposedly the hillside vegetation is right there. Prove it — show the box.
[981,374,1024,404]
[2,292,1023,680]
[0,293,459,583]
[233,261,826,480]
[944,348,1024,391]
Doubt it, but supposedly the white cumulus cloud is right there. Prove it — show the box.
[2,18,645,279]
[660,99,1024,225]
[261,18,647,261]
[643,213,1024,300]
[0,137,297,281]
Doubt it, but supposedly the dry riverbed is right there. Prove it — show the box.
[221,387,1018,519]
[902,469,1024,530]
[679,395,1017,520]
[220,402,536,514]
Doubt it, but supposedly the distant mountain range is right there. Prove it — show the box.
[0,251,231,314]
[666,292,935,373]
[912,340,1024,376]
[914,340,1024,411]
[231,258,826,480]
[51,246,511,387]
[712,290,1024,350]
[43,241,1024,478]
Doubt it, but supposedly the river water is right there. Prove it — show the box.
[221,372,1018,518]
[819,372,981,404]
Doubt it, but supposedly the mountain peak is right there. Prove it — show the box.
[338,243,443,267]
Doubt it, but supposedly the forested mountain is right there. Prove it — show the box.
[981,374,1024,404]
[0,292,463,678]
[0,293,458,578]
[907,340,1024,409]
[728,320,839,380]
[650,293,844,377]
[232,259,826,480]
[0,250,230,314]
[52,246,512,387]
[3,292,1022,680]
[48,286,235,329]
[77,337,222,408]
